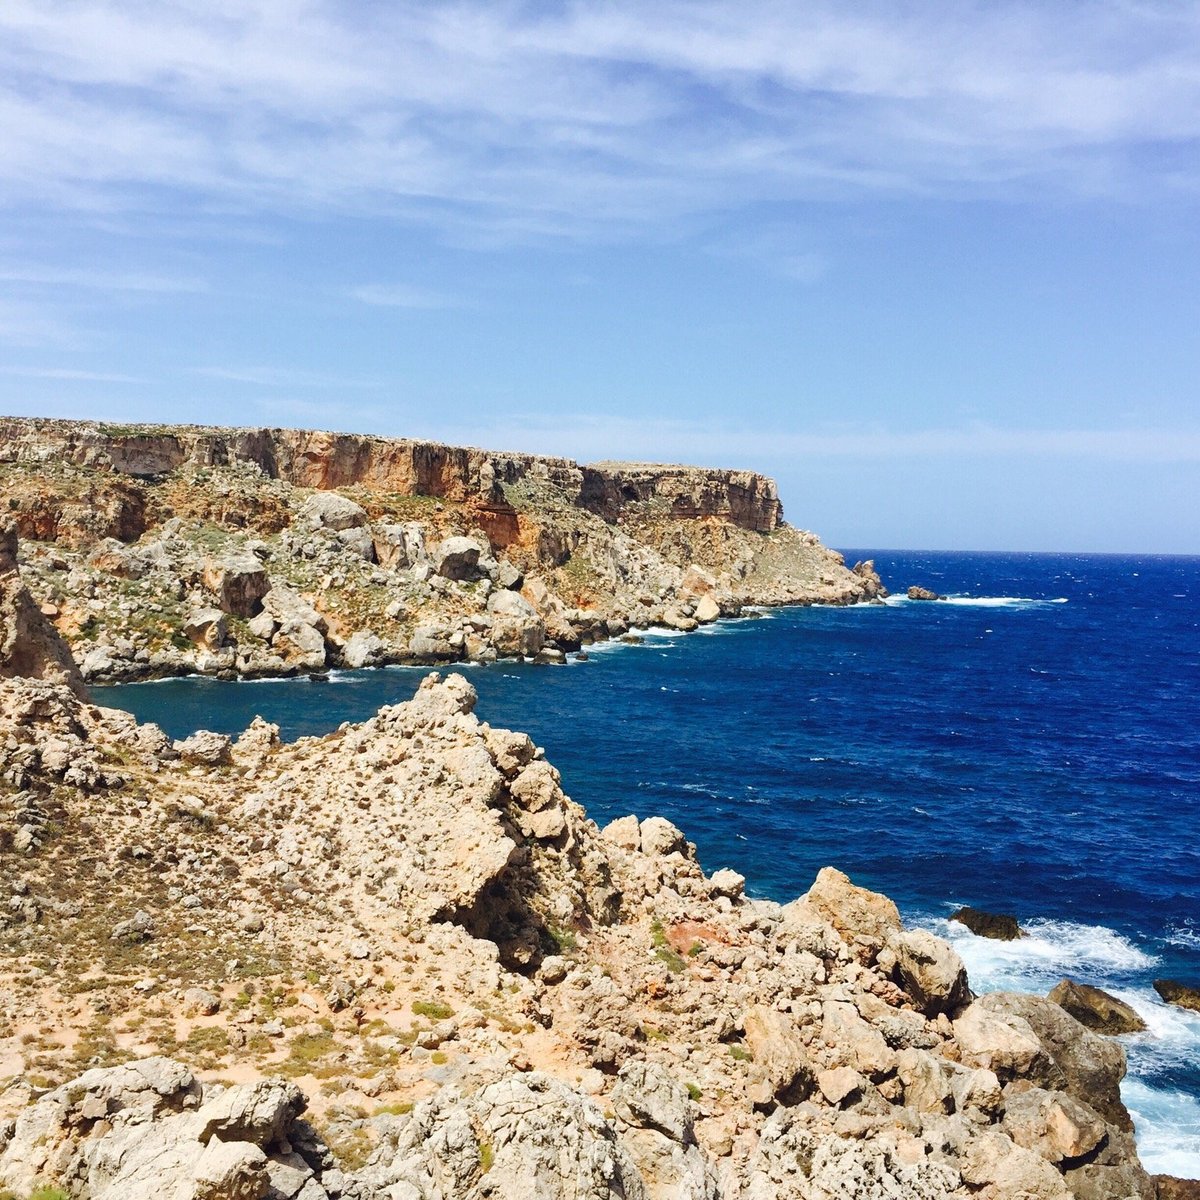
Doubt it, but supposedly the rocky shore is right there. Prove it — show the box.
[0,517,1181,1199]
[0,417,883,684]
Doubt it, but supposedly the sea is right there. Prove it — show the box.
[97,550,1200,1177]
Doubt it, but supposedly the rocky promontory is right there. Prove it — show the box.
[0,417,883,682]
[0,523,1164,1199]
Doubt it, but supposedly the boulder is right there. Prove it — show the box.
[433,536,484,580]
[341,630,386,669]
[893,928,972,1015]
[298,491,367,531]
[693,593,721,623]
[611,1060,696,1144]
[1153,979,1200,1013]
[975,992,1132,1129]
[1048,979,1147,1035]
[951,905,1025,941]
[804,867,901,964]
[744,1005,816,1107]
[409,624,460,662]
[487,589,546,658]
[183,607,228,650]
[174,730,233,767]
[202,553,270,617]
[1002,1086,1108,1164]
[373,522,426,571]
[907,586,944,601]
[335,524,377,561]
[953,1002,1045,1078]
[639,816,689,858]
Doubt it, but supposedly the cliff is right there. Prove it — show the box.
[0,535,1160,1199]
[0,416,882,682]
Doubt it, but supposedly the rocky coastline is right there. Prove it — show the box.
[0,417,884,685]
[0,509,1189,1199]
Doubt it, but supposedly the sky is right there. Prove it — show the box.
[1,1,1198,553]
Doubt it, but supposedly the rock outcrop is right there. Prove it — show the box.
[0,517,87,697]
[0,416,885,682]
[1049,979,1147,1035]
[0,667,1158,1199]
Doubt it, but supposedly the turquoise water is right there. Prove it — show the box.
[99,550,1200,1175]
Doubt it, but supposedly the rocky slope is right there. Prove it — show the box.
[0,417,883,682]
[0,525,1172,1199]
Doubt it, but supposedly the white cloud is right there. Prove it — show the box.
[193,366,381,389]
[0,365,146,382]
[0,266,206,292]
[348,283,458,309]
[391,411,1200,469]
[0,1,1197,241]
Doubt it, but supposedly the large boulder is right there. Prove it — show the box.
[373,522,426,571]
[951,905,1025,941]
[297,491,367,531]
[804,867,901,964]
[1153,979,1200,1013]
[893,928,972,1015]
[202,552,270,617]
[487,589,545,657]
[433,535,485,580]
[1048,979,1147,1035]
[975,992,1133,1129]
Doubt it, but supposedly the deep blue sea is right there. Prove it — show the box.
[98,550,1200,1175]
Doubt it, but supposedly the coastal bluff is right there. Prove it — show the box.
[0,529,1163,1200]
[0,416,883,682]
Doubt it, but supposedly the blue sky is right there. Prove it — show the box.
[1,1,1198,552]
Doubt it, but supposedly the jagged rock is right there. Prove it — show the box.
[183,607,229,650]
[804,866,901,964]
[907,585,943,601]
[0,518,88,696]
[951,905,1025,941]
[975,992,1133,1130]
[433,536,484,580]
[174,729,233,766]
[1049,979,1147,1034]
[892,927,972,1015]
[202,553,270,617]
[359,1072,649,1200]
[743,1006,815,1107]
[487,589,545,657]
[298,492,367,531]
[1153,979,1200,1012]
[693,593,721,623]
[183,987,221,1015]
[341,630,386,669]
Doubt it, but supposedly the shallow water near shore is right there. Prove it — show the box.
[99,549,1200,1175]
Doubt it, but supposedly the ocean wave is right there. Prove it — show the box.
[1123,1078,1200,1177]
[929,916,1157,993]
[885,595,1068,609]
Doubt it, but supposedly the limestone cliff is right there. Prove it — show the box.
[0,416,883,682]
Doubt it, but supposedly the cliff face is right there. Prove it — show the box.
[0,418,782,533]
[0,415,881,682]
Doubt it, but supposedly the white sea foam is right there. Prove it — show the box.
[929,916,1157,995]
[884,595,1068,609]
[1124,1079,1200,1177]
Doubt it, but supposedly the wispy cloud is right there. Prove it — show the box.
[396,412,1200,468]
[1,2,1197,243]
[193,366,381,389]
[348,283,458,309]
[0,266,206,293]
[0,365,146,383]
